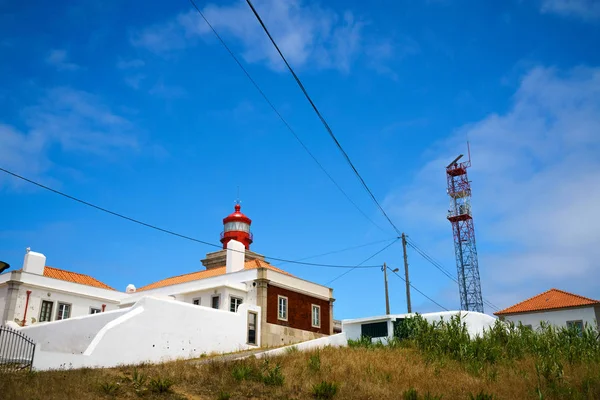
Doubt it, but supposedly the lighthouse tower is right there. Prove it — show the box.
[201,203,264,269]
[220,203,253,250]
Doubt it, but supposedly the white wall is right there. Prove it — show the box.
[19,309,129,353]
[12,285,120,326]
[502,307,599,330]
[252,333,348,359]
[28,296,262,370]
[342,311,497,341]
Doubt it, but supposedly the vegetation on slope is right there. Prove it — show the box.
[0,315,599,399]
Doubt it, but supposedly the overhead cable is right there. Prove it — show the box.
[326,238,400,285]
[187,0,389,235]
[388,268,450,311]
[244,0,402,237]
[0,167,383,270]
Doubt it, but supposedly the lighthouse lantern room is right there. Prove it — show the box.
[220,204,253,250]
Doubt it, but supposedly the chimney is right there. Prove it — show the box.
[226,239,245,274]
[22,248,46,275]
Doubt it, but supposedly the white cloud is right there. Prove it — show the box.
[0,87,140,186]
[540,0,600,20]
[148,81,186,98]
[131,0,393,73]
[45,49,80,71]
[384,66,600,311]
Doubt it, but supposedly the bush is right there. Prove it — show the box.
[261,361,284,386]
[216,391,231,400]
[231,363,256,381]
[149,377,173,393]
[403,388,418,400]
[308,352,321,372]
[99,382,119,396]
[312,381,338,399]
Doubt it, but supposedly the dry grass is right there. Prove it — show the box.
[1,346,599,400]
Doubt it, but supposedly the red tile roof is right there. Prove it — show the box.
[494,288,600,316]
[43,266,116,291]
[137,259,291,292]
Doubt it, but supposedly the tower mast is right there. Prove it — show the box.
[446,144,483,312]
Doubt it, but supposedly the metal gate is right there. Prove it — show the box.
[0,325,36,372]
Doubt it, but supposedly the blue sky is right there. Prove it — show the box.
[1,0,599,319]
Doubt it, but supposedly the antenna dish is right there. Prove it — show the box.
[446,154,464,168]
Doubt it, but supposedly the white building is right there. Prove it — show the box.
[342,311,497,342]
[494,288,600,331]
[0,205,335,349]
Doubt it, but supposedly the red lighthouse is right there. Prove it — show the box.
[220,204,253,250]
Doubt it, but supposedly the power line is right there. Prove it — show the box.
[186,0,389,235]
[326,238,400,284]
[405,237,500,311]
[0,167,383,270]
[244,0,402,237]
[273,237,397,267]
[388,268,450,311]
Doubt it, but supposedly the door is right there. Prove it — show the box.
[248,311,257,345]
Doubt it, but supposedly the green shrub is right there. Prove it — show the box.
[99,382,119,396]
[423,393,443,400]
[231,363,255,381]
[312,381,338,399]
[132,368,147,388]
[148,377,173,393]
[403,387,419,400]
[308,352,321,372]
[216,391,231,400]
[348,336,373,348]
[261,361,284,386]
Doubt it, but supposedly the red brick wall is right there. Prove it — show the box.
[266,284,331,335]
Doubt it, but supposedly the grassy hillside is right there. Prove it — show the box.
[1,316,599,399]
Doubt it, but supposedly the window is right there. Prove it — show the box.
[56,303,71,320]
[361,321,388,338]
[39,301,53,322]
[211,295,220,309]
[567,320,584,334]
[193,299,200,305]
[90,308,101,314]
[247,311,258,345]
[230,296,243,312]
[278,295,288,321]
[312,304,321,328]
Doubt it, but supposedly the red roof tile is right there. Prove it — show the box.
[137,259,291,292]
[43,266,116,291]
[494,288,600,316]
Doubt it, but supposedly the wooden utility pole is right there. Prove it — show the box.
[383,262,390,315]
[401,233,412,313]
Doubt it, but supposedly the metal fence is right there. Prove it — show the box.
[0,325,36,372]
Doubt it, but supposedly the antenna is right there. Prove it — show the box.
[236,186,240,205]
[446,154,464,169]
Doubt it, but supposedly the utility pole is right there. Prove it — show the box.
[383,263,390,315]
[401,233,412,313]
[383,263,399,315]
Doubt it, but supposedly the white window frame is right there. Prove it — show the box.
[39,300,54,322]
[211,294,221,310]
[230,296,243,313]
[277,295,288,321]
[311,304,321,328]
[90,307,102,314]
[56,302,71,321]
[192,298,201,306]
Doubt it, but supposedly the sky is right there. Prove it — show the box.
[1,0,599,319]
